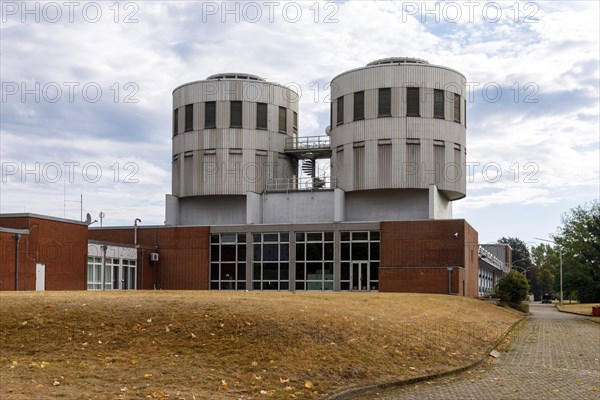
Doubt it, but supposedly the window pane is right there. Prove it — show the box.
[324,281,334,291]
[230,101,242,128]
[353,91,364,121]
[253,244,261,261]
[211,234,220,243]
[324,262,334,280]
[237,263,246,280]
[221,245,236,262]
[296,243,305,261]
[238,282,246,290]
[324,232,334,241]
[306,262,322,279]
[253,282,261,290]
[279,263,289,280]
[306,243,322,261]
[307,232,322,241]
[296,232,305,242]
[263,244,278,261]
[370,242,380,260]
[341,232,350,241]
[352,243,369,260]
[173,108,178,135]
[211,263,219,280]
[263,263,278,280]
[264,233,278,242]
[280,244,289,261]
[378,88,391,117]
[406,87,420,116]
[370,231,380,241]
[237,244,246,261]
[253,263,261,280]
[454,93,461,122]
[222,233,236,243]
[341,243,350,260]
[237,233,246,243]
[370,262,379,281]
[341,282,350,291]
[324,243,334,261]
[210,281,219,290]
[280,282,289,291]
[352,231,369,241]
[185,104,193,131]
[221,263,236,280]
[307,281,322,290]
[336,96,344,125]
[296,263,305,280]
[205,102,216,128]
[434,89,445,118]
[293,112,298,135]
[253,233,261,242]
[296,281,305,290]
[256,102,267,129]
[211,245,219,262]
[279,232,289,242]
[341,262,350,280]
[278,106,287,133]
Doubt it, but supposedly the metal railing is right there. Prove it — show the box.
[285,136,331,151]
[266,177,337,192]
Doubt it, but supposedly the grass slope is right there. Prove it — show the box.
[0,291,521,399]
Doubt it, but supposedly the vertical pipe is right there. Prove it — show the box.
[14,234,21,291]
[101,245,107,290]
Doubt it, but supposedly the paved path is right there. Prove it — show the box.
[356,304,600,400]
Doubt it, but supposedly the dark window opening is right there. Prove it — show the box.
[293,111,298,134]
[406,87,420,117]
[256,102,267,130]
[230,101,242,128]
[184,104,193,131]
[434,89,445,119]
[336,96,344,125]
[278,106,287,133]
[378,88,391,117]
[353,91,364,121]
[454,93,461,123]
[205,101,216,129]
[173,108,178,136]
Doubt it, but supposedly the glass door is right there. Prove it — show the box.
[351,262,369,291]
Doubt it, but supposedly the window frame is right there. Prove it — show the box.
[205,101,216,129]
[406,87,420,117]
[184,104,193,132]
[378,88,392,117]
[353,91,364,121]
[336,96,344,125]
[434,89,445,119]
[230,101,243,128]
[278,106,287,134]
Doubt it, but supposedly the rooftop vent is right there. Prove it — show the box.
[367,57,429,66]
[207,73,266,81]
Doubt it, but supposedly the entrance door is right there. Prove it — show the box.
[351,262,369,291]
[35,263,46,291]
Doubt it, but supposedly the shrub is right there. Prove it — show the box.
[495,271,530,304]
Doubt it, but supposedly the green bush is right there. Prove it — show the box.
[495,271,530,303]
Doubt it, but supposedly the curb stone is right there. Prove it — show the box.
[327,316,528,400]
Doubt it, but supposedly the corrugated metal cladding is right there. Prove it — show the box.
[330,61,466,200]
[172,78,299,198]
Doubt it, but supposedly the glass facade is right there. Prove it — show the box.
[209,229,380,292]
[210,233,247,290]
[87,254,136,290]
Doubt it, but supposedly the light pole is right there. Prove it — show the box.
[535,237,563,307]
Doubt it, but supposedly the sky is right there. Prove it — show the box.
[1,0,598,248]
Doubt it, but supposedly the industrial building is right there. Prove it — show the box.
[0,58,511,295]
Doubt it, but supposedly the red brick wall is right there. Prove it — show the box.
[89,226,209,290]
[379,220,479,297]
[0,216,88,290]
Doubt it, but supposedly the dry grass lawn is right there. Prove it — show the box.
[0,291,522,399]
[557,303,600,315]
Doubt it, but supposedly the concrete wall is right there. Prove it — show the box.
[261,190,335,224]
[429,184,453,219]
[345,189,429,221]
[178,195,246,225]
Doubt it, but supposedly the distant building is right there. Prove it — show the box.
[2,58,491,296]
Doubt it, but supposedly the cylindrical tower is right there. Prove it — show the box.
[329,58,467,221]
[170,73,298,225]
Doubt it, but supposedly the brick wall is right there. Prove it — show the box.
[0,216,88,290]
[379,219,479,297]
[89,226,210,290]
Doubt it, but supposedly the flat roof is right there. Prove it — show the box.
[0,213,88,226]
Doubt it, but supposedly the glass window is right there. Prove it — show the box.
[205,101,216,128]
[352,231,369,241]
[230,101,242,128]
[307,232,322,241]
[434,89,445,119]
[278,106,287,133]
[184,104,193,131]
[336,96,344,125]
[406,87,420,117]
[454,93,461,123]
[353,91,364,121]
[306,243,322,261]
[256,102,267,130]
[378,88,391,117]
[173,108,178,136]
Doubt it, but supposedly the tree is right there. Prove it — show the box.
[531,243,558,298]
[553,201,600,303]
[495,271,530,303]
[498,236,536,295]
